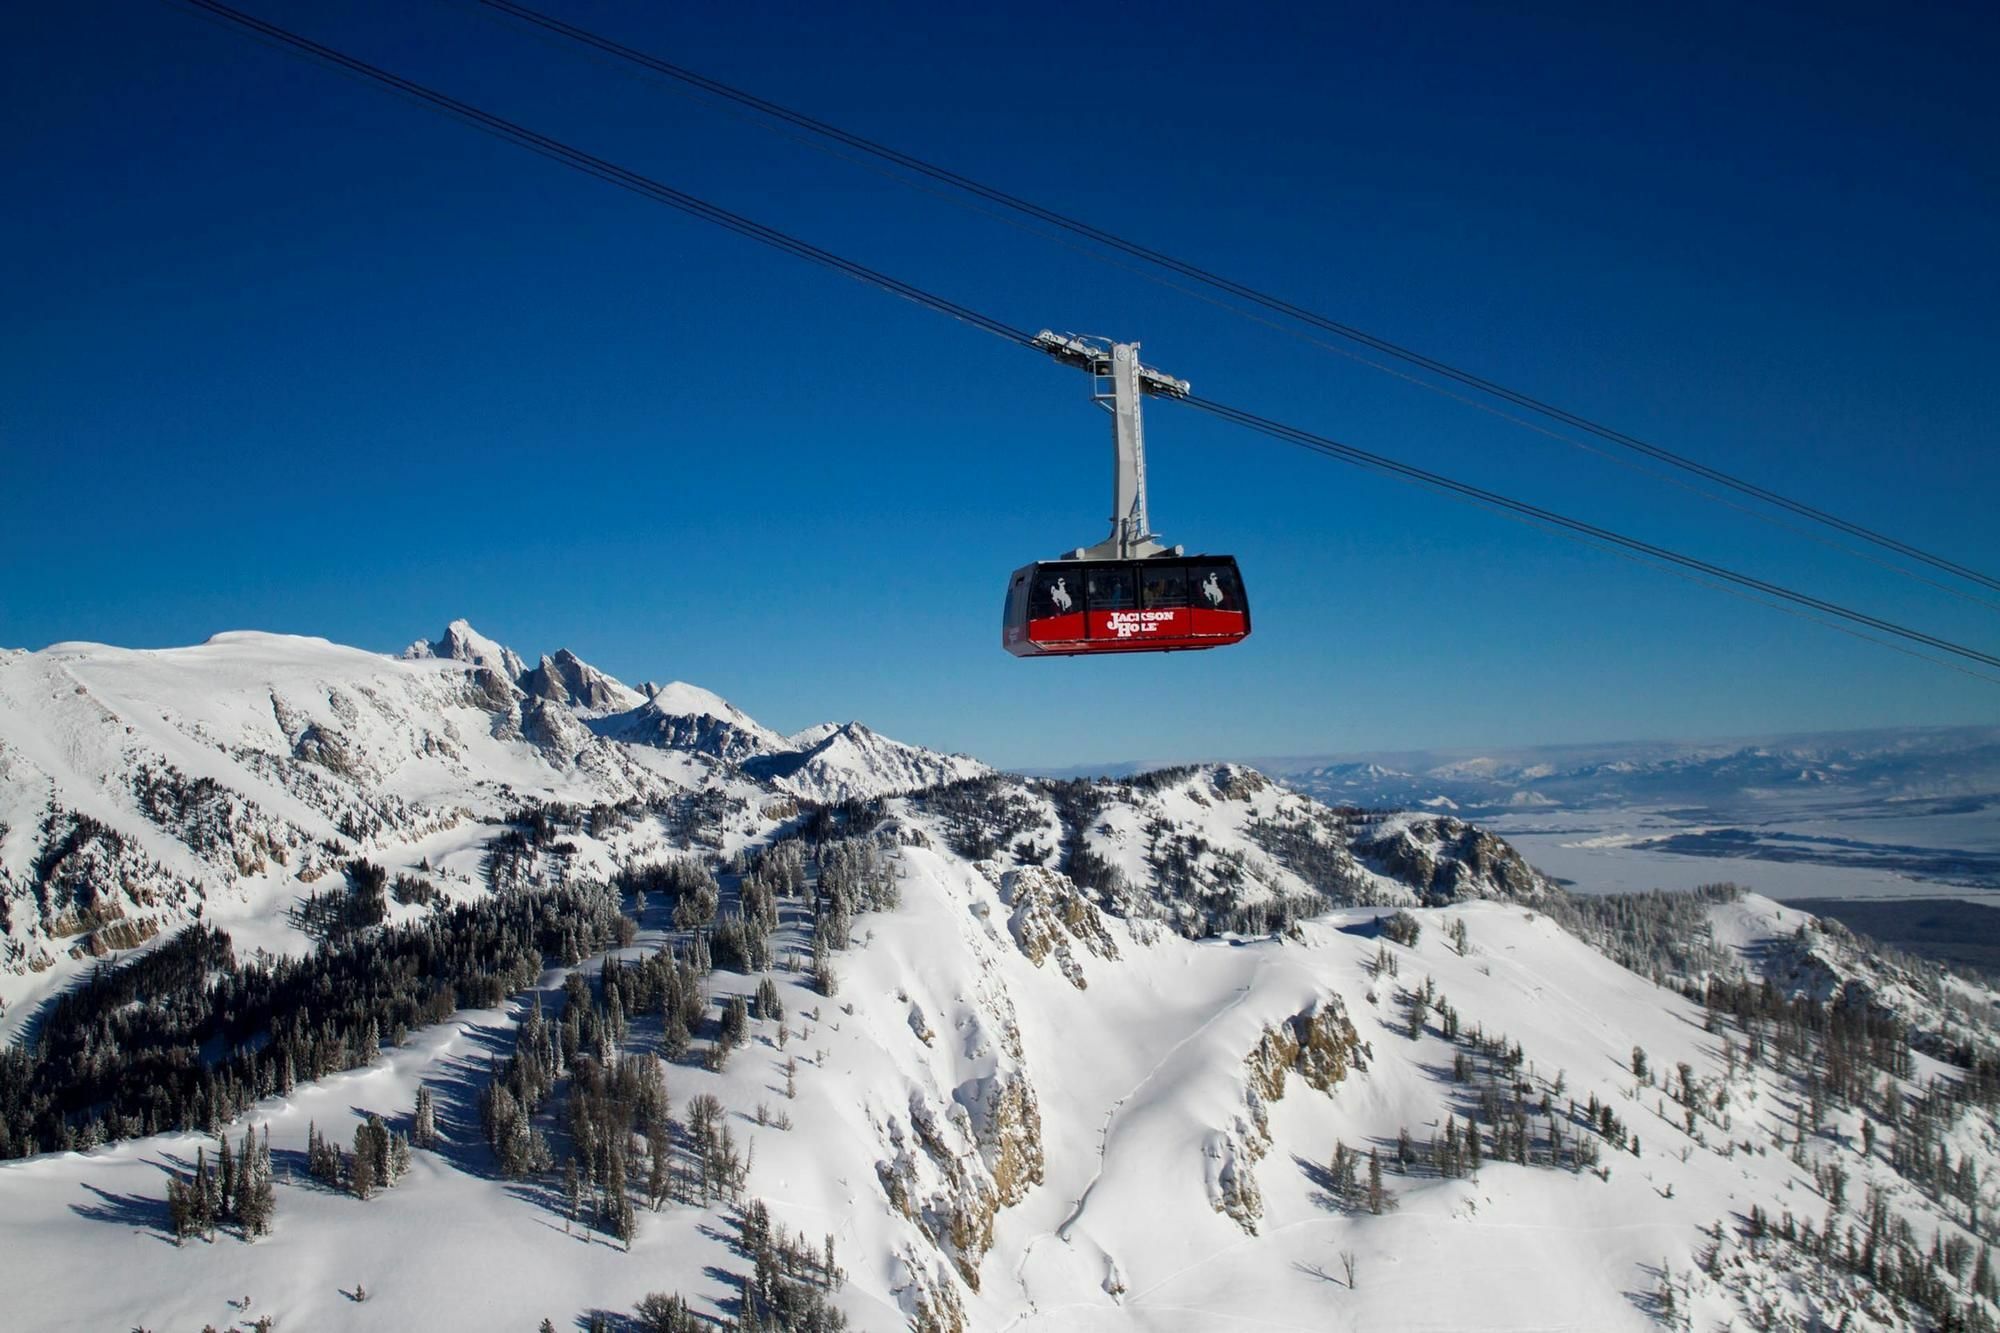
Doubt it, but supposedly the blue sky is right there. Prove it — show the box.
[5,0,1997,768]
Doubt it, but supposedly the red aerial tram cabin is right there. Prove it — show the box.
[1003,333,1252,660]
[1002,555,1250,656]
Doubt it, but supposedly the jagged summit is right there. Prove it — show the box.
[520,648,647,715]
[0,623,1000,975]
[402,617,528,680]
[744,719,987,804]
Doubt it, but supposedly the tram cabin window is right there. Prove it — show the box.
[1030,568,1079,619]
[1141,566,1187,609]
[1191,564,1241,610]
[1086,566,1137,610]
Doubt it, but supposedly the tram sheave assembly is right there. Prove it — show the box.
[1003,333,1250,657]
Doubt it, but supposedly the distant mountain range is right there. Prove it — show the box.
[1039,725,2000,818]
[0,619,986,976]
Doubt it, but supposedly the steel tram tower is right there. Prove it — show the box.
[1001,334,1250,656]
[1031,331,1191,561]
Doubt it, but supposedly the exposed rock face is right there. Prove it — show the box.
[519,649,641,714]
[29,809,198,943]
[983,1075,1045,1207]
[872,863,1046,1296]
[1353,814,1550,905]
[997,865,1119,988]
[877,1093,1005,1290]
[744,722,988,804]
[1245,995,1363,1101]
[600,704,774,764]
[403,617,527,681]
[521,697,592,765]
[1205,1119,1267,1234]
[1211,764,1271,801]
[894,1246,969,1333]
[69,914,159,958]
[1216,995,1362,1235]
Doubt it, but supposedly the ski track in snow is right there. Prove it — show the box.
[1009,955,1278,1325]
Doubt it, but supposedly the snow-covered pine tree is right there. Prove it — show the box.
[412,1084,438,1149]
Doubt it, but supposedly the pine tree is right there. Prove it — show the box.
[218,1133,236,1223]
[617,1194,637,1250]
[236,1127,274,1238]
[194,1146,218,1239]
[351,1125,378,1201]
[166,1174,193,1245]
[755,976,784,1023]
[648,1130,671,1211]
[1367,1148,1385,1215]
[412,1085,438,1150]
[365,1114,392,1186]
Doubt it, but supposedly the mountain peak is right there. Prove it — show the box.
[521,649,644,715]
[646,679,753,724]
[403,618,527,681]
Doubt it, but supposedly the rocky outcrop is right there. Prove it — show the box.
[29,808,199,941]
[1204,1118,1267,1235]
[982,1075,1045,1206]
[68,913,159,958]
[519,649,641,714]
[998,865,1119,988]
[1245,995,1363,1101]
[599,703,774,764]
[1353,814,1551,905]
[402,617,527,680]
[875,905,1045,1297]
[1213,996,1363,1236]
[874,1063,1043,1290]
[1212,764,1271,801]
[745,722,988,804]
[894,1245,970,1333]
[877,1093,1004,1290]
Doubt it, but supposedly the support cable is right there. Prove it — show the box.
[169,0,2000,680]
[466,0,2000,598]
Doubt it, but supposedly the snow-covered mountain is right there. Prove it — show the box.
[746,722,990,806]
[1267,730,2000,898]
[4,625,2000,1332]
[0,623,981,980]
[1265,727,2000,816]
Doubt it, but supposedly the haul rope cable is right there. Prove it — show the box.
[465,0,2000,600]
[455,0,2000,619]
[170,0,2000,680]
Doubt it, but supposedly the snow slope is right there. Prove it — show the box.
[4,626,2000,1331]
[7,856,1995,1330]
[0,624,985,1005]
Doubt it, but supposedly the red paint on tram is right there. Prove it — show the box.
[1001,556,1251,657]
